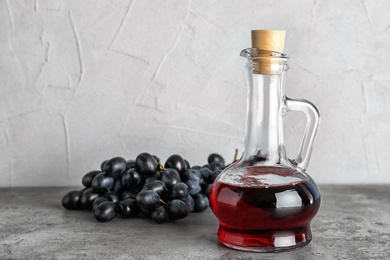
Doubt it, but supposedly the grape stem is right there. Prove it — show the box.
[160,199,169,206]
[154,156,166,171]
[233,148,239,161]
[157,162,166,171]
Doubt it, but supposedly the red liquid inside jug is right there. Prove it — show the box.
[210,166,320,252]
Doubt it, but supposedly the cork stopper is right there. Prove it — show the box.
[249,30,287,74]
[251,30,286,53]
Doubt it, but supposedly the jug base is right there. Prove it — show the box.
[217,226,312,252]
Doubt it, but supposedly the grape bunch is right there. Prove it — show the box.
[61,153,225,223]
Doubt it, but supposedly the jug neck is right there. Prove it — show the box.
[241,48,290,165]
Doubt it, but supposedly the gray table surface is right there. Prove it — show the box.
[0,185,389,260]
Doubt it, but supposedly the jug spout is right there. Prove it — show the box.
[240,48,288,59]
[240,48,289,75]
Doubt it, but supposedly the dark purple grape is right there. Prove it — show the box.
[161,168,181,190]
[199,168,212,181]
[193,193,209,213]
[92,172,114,193]
[80,188,100,210]
[104,191,120,204]
[208,153,225,167]
[171,182,189,199]
[152,155,161,163]
[185,180,202,196]
[142,180,166,197]
[82,170,101,188]
[104,157,127,177]
[92,197,109,212]
[209,169,223,183]
[182,169,202,183]
[136,153,158,175]
[165,154,186,174]
[62,190,82,210]
[151,205,169,224]
[144,171,161,184]
[191,165,201,170]
[118,198,140,218]
[201,183,212,198]
[122,190,137,200]
[94,201,117,222]
[136,190,161,212]
[121,168,141,189]
[208,161,224,171]
[180,195,194,212]
[168,199,189,220]
[184,159,190,170]
[112,177,124,196]
[100,160,108,171]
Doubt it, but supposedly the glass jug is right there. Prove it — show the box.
[210,30,321,252]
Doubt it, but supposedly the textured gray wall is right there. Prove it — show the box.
[1,0,389,186]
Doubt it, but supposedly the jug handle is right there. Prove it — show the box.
[285,97,320,171]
